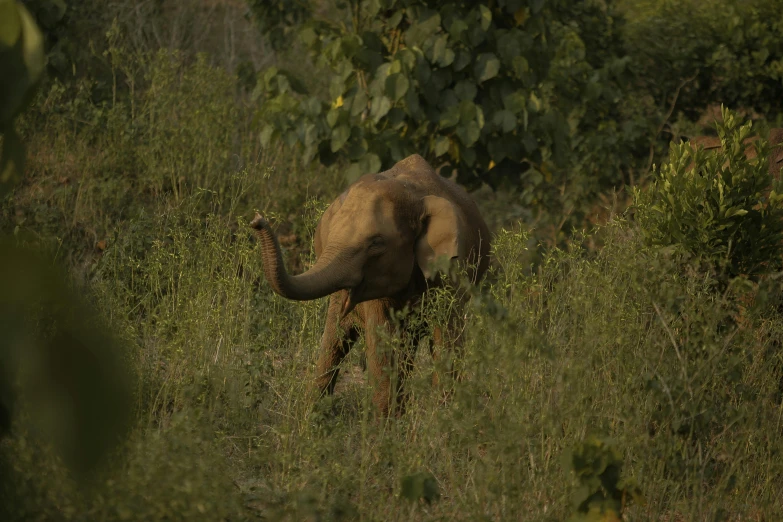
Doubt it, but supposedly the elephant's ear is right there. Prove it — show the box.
[415,195,465,279]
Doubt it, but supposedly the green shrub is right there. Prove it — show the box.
[633,106,783,282]
[250,0,651,238]
[619,0,783,120]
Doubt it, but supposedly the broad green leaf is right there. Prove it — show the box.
[364,0,381,18]
[302,122,318,148]
[529,91,542,112]
[457,121,481,147]
[370,95,392,123]
[326,108,340,128]
[405,11,441,48]
[375,62,392,80]
[433,136,450,157]
[1,243,134,473]
[474,53,500,83]
[438,104,460,129]
[426,33,455,67]
[344,154,380,181]
[387,9,403,28]
[512,56,529,77]
[331,125,351,152]
[328,75,344,99]
[497,31,521,64]
[493,109,517,133]
[404,87,421,116]
[325,38,344,62]
[395,48,417,71]
[438,48,455,67]
[0,0,21,48]
[389,59,402,75]
[467,21,487,47]
[478,5,492,31]
[301,96,322,117]
[299,26,317,46]
[724,207,748,218]
[360,152,382,174]
[454,80,477,101]
[385,73,409,102]
[462,146,476,166]
[503,90,527,114]
[415,55,432,84]
[0,2,44,129]
[453,49,472,71]
[459,100,477,124]
[345,162,363,183]
[449,19,468,39]
[351,89,368,116]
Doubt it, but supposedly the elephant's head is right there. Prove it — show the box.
[251,162,467,316]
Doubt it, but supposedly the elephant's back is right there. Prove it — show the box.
[385,155,492,280]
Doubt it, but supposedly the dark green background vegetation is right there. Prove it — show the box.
[2,0,783,520]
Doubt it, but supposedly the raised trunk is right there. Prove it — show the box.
[250,214,350,301]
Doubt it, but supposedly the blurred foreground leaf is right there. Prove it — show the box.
[0,0,45,128]
[0,239,133,474]
[0,0,46,198]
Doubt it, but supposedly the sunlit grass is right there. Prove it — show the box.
[2,46,782,522]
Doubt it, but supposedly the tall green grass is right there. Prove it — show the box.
[2,43,783,522]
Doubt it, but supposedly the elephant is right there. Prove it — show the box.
[250,154,491,416]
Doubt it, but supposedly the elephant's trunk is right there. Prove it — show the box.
[250,213,349,301]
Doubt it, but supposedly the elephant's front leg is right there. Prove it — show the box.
[363,303,416,416]
[314,290,358,397]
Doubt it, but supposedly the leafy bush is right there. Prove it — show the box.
[620,0,783,121]
[6,2,783,520]
[562,436,641,522]
[251,0,650,231]
[247,0,783,244]
[633,107,783,281]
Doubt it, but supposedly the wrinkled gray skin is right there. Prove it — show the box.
[251,154,491,416]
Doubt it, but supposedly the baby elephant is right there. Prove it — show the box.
[251,154,491,416]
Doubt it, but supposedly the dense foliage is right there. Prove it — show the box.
[253,0,648,233]
[635,106,783,282]
[246,0,783,240]
[3,0,783,520]
[620,0,783,119]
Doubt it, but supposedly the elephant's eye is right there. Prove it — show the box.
[368,235,386,254]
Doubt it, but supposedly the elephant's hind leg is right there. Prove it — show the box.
[314,290,359,397]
